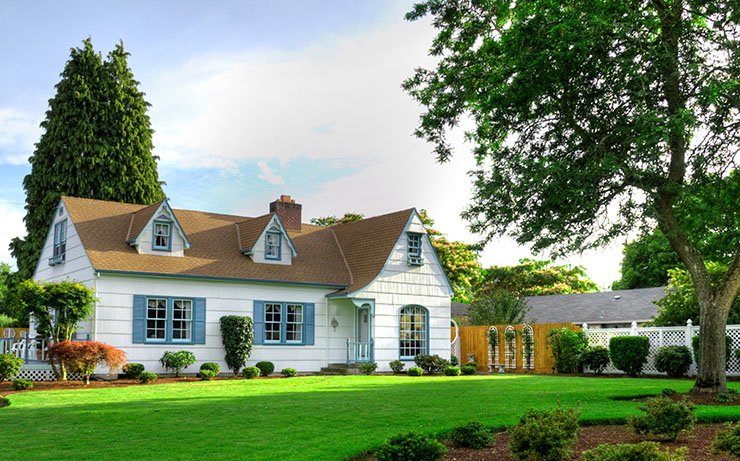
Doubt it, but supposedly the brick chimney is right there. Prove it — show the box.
[269,195,302,231]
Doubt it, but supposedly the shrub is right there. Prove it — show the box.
[199,362,221,375]
[242,366,261,379]
[139,372,157,384]
[219,316,254,375]
[654,346,693,378]
[461,364,477,375]
[48,340,126,384]
[122,363,145,379]
[580,346,610,375]
[609,336,650,377]
[448,421,493,449]
[547,327,588,373]
[255,361,275,377]
[583,442,688,461]
[389,360,405,374]
[11,378,33,390]
[712,422,740,457]
[281,367,297,377]
[691,335,732,370]
[375,432,447,461]
[359,362,378,375]
[444,366,461,376]
[414,354,449,375]
[198,369,217,380]
[159,350,196,377]
[0,353,24,382]
[627,396,696,441]
[450,355,459,367]
[407,367,423,376]
[716,392,734,403]
[509,405,580,461]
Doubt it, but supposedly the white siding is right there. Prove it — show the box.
[326,299,357,363]
[353,213,452,371]
[33,200,96,336]
[136,206,186,257]
[95,274,334,373]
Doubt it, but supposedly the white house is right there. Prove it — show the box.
[32,195,453,374]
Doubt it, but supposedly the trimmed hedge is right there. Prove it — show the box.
[376,432,447,461]
[609,336,650,377]
[242,366,261,379]
[580,346,610,375]
[583,442,687,461]
[407,367,423,377]
[255,361,274,377]
[122,363,145,379]
[448,421,493,449]
[654,346,692,378]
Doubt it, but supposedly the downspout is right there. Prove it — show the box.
[92,271,99,341]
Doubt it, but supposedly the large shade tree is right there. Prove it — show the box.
[405,1,739,392]
[10,38,165,279]
[479,258,598,297]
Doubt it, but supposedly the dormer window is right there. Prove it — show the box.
[407,232,424,266]
[265,232,281,260]
[49,219,67,266]
[153,221,172,251]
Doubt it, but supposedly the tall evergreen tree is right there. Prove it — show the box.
[10,39,164,278]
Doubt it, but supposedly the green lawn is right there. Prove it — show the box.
[0,375,737,460]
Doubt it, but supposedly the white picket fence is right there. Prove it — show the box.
[584,320,740,377]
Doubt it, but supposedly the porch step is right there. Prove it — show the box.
[319,363,363,376]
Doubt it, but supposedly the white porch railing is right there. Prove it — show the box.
[346,339,374,364]
[583,320,740,376]
[0,337,51,363]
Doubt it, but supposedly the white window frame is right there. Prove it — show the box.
[171,299,193,342]
[146,298,168,342]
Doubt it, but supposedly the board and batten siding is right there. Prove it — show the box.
[352,212,453,372]
[33,199,96,337]
[95,274,333,373]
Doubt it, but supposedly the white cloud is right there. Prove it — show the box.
[257,160,284,185]
[0,201,25,267]
[143,14,624,290]
[0,107,40,165]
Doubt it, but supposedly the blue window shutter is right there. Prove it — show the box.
[304,303,315,345]
[193,297,206,344]
[253,301,265,345]
[133,295,146,343]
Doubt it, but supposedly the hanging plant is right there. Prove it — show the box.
[505,327,516,344]
[505,327,517,367]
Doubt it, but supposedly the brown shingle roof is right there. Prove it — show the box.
[126,200,165,242]
[331,208,414,295]
[62,196,414,293]
[236,213,275,252]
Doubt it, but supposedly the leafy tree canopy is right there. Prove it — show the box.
[653,264,740,326]
[10,38,165,279]
[479,259,599,297]
[405,0,739,392]
[310,213,364,226]
[613,170,740,289]
[467,291,529,325]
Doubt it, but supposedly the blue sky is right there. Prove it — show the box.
[0,1,623,286]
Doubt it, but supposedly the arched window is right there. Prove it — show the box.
[399,305,428,359]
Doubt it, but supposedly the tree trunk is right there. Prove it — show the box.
[692,294,730,393]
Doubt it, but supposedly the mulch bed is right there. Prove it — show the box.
[446,424,736,460]
[0,375,249,396]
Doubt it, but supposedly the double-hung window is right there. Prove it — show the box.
[146,298,168,341]
[265,232,281,260]
[254,301,313,345]
[153,221,171,251]
[172,299,193,341]
[49,220,67,265]
[407,233,423,265]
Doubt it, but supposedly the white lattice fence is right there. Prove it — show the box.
[584,321,740,377]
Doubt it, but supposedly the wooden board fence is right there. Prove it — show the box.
[453,323,580,373]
